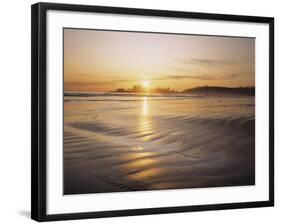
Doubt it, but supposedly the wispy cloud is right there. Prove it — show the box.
[66,71,251,88]
[160,74,215,81]
[180,58,247,66]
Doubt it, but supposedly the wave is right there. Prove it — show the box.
[64,92,254,103]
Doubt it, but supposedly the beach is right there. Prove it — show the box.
[64,93,255,194]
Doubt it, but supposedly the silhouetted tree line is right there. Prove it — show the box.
[113,85,255,96]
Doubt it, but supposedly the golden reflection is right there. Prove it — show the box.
[138,96,154,141]
[132,146,143,151]
[126,152,154,159]
[126,158,155,169]
[127,167,164,181]
[122,152,164,182]
[142,96,148,116]
[122,152,154,170]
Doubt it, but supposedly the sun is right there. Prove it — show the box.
[142,80,150,88]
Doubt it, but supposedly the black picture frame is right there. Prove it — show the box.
[31,2,274,222]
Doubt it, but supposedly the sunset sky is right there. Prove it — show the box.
[64,28,255,92]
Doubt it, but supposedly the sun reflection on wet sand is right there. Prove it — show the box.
[121,152,165,184]
[132,146,143,151]
[142,96,148,116]
[127,167,164,181]
[139,97,154,142]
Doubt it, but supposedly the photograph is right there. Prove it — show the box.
[63,28,255,195]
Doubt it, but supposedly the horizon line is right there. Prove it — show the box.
[64,85,255,93]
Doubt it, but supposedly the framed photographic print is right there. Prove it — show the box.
[31,2,274,222]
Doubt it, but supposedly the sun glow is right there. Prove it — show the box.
[142,80,150,89]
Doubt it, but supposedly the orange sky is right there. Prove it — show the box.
[64,28,255,92]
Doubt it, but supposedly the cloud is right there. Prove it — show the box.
[161,74,215,81]
[226,73,242,79]
[167,66,190,73]
[159,72,252,81]
[82,73,235,84]
[180,58,246,66]
[75,73,93,78]
[67,70,251,87]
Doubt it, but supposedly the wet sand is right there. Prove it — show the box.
[64,93,255,194]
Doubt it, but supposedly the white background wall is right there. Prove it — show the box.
[0,0,279,223]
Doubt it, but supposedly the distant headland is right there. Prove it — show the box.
[113,85,255,96]
[113,85,177,94]
[182,86,255,96]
